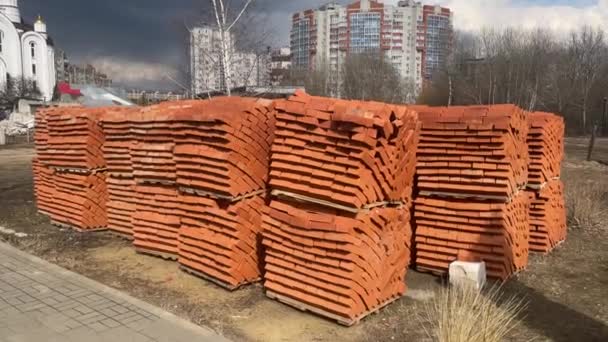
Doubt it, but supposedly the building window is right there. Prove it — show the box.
[32,64,36,75]
[30,42,36,58]
[0,30,3,52]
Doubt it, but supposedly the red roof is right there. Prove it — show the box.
[57,82,83,96]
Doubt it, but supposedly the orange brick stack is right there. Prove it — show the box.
[129,104,179,184]
[527,112,565,188]
[414,195,529,280]
[101,108,139,238]
[132,184,181,259]
[32,108,53,215]
[171,98,274,289]
[270,92,419,208]
[413,105,530,280]
[33,107,109,231]
[263,91,419,325]
[172,97,275,198]
[178,193,266,289]
[42,107,106,171]
[415,105,529,200]
[526,112,566,253]
[527,180,567,253]
[263,200,411,325]
[32,157,54,216]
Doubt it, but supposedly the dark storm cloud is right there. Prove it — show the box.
[18,0,342,88]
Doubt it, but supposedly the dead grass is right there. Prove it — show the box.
[562,171,608,230]
[419,284,526,342]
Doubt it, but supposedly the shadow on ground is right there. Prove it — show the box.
[505,280,608,341]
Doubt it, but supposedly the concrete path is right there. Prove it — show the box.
[0,242,229,342]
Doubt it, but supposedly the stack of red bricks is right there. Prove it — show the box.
[34,107,108,231]
[32,108,53,215]
[526,112,566,253]
[101,107,139,238]
[413,105,530,280]
[263,91,419,325]
[117,102,183,258]
[173,97,275,289]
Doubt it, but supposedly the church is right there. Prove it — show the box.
[0,0,55,101]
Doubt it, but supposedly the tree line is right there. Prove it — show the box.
[420,26,608,135]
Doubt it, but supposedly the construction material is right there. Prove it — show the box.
[270,90,420,210]
[527,112,564,188]
[172,97,275,198]
[415,105,529,201]
[264,92,418,324]
[262,200,412,325]
[34,107,109,230]
[527,180,567,254]
[132,184,181,257]
[178,193,266,290]
[414,194,529,281]
[101,107,139,237]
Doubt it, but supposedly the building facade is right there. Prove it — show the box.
[270,47,291,85]
[290,0,452,97]
[66,64,112,87]
[0,0,56,101]
[190,26,270,96]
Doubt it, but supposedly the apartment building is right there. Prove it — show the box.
[291,0,452,95]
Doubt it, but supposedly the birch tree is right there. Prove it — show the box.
[209,0,254,96]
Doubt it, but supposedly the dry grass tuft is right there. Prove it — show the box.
[419,284,526,342]
[562,171,608,229]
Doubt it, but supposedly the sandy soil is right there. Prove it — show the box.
[0,140,607,341]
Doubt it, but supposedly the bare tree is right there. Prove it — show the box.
[568,26,606,132]
[341,52,409,104]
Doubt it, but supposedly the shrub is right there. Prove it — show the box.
[563,171,608,229]
[420,284,526,342]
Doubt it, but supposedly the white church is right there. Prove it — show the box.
[0,0,55,101]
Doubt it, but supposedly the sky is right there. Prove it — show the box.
[17,0,608,90]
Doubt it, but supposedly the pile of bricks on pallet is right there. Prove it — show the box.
[32,108,53,215]
[100,107,139,238]
[413,105,530,280]
[526,112,566,253]
[263,91,420,326]
[34,107,108,231]
[173,98,275,289]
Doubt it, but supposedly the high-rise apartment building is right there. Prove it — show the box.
[290,0,452,96]
[190,26,270,95]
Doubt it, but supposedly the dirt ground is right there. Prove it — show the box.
[0,139,607,342]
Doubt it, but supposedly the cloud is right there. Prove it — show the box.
[89,58,179,89]
[417,0,608,34]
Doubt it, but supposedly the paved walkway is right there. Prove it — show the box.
[0,242,229,342]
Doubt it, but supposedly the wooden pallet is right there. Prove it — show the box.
[135,248,178,261]
[52,167,107,175]
[107,230,134,241]
[51,220,107,233]
[179,265,259,291]
[266,290,401,326]
[179,187,266,203]
[137,179,176,186]
[270,190,403,214]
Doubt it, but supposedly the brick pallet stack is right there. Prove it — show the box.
[34,107,108,231]
[172,97,275,290]
[412,105,530,280]
[123,103,182,259]
[32,107,53,215]
[526,112,566,253]
[100,107,140,238]
[263,91,420,325]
